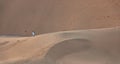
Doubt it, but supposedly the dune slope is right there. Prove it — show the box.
[0,0,120,35]
[0,27,120,64]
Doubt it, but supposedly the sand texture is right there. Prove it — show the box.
[0,0,120,35]
[0,27,120,64]
[1,0,120,64]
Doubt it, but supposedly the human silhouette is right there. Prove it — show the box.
[32,31,35,36]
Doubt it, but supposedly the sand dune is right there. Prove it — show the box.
[0,27,120,64]
[1,0,120,64]
[0,0,120,35]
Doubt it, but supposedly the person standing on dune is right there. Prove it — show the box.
[32,31,35,36]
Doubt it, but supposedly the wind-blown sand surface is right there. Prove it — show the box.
[0,27,120,64]
[0,0,120,64]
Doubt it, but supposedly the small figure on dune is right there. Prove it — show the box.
[32,31,35,36]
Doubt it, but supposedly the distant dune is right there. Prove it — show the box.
[0,0,120,35]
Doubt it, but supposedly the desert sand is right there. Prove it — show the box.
[0,27,120,64]
[0,0,120,64]
[0,0,120,35]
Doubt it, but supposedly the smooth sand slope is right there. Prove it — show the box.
[0,0,120,35]
[0,27,120,64]
[1,0,120,64]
